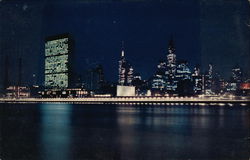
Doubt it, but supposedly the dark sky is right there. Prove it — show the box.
[0,0,249,88]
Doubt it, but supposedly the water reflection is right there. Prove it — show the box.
[115,105,250,159]
[116,105,217,127]
[1,103,249,160]
[116,106,201,159]
[40,104,72,160]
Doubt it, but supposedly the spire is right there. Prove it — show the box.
[121,41,125,57]
[169,36,174,47]
[168,35,175,54]
[121,50,124,57]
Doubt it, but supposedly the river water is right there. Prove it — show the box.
[0,103,250,160]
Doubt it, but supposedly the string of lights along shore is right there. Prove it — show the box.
[3,33,250,98]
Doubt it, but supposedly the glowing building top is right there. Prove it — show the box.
[121,50,125,57]
[118,48,126,85]
[118,43,134,86]
[167,37,176,66]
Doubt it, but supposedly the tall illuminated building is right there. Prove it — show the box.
[175,60,193,96]
[166,38,177,92]
[118,49,126,85]
[118,46,134,86]
[192,65,202,94]
[228,65,243,91]
[212,72,225,94]
[44,34,73,89]
[208,63,213,79]
[151,37,178,93]
[127,65,134,85]
[176,60,191,81]
[232,65,242,83]
[151,60,167,91]
[204,63,213,94]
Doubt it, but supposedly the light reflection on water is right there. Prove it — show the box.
[40,104,72,160]
[114,105,250,159]
[1,103,250,160]
[115,106,221,127]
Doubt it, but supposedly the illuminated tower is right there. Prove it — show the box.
[176,60,191,81]
[44,34,73,89]
[151,60,167,91]
[192,65,202,94]
[166,37,177,92]
[127,65,134,85]
[232,65,242,83]
[167,38,176,67]
[208,63,213,79]
[118,43,134,86]
[229,65,243,91]
[204,63,213,94]
[118,48,126,85]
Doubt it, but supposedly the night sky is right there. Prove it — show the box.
[0,0,249,89]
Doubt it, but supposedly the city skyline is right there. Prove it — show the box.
[1,2,250,160]
[38,33,248,97]
[2,33,249,86]
[0,0,250,89]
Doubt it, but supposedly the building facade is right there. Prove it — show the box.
[118,48,134,86]
[192,65,202,94]
[204,63,213,94]
[151,38,179,94]
[166,38,177,92]
[228,65,243,92]
[44,34,73,89]
[117,85,135,97]
[5,86,30,98]
[232,66,243,83]
[176,60,191,81]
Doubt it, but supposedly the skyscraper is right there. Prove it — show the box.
[118,46,134,86]
[166,38,177,92]
[175,60,193,96]
[151,60,167,91]
[151,37,182,94]
[127,65,134,85]
[204,63,213,94]
[44,34,73,89]
[232,65,243,83]
[229,65,243,91]
[192,65,202,94]
[176,60,191,81]
[118,49,126,85]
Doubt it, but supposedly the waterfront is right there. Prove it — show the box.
[1,103,250,160]
[0,96,250,105]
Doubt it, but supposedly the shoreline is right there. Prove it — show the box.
[0,97,249,105]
